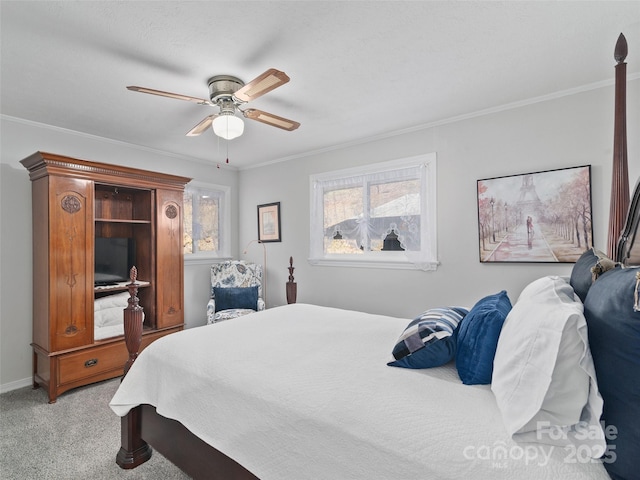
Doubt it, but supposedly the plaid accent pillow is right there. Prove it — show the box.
[388,307,469,369]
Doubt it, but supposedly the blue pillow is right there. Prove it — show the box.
[213,286,258,312]
[388,307,469,369]
[456,290,512,385]
[570,248,617,303]
[584,266,640,480]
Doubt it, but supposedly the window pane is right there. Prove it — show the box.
[326,235,363,254]
[369,179,420,216]
[183,183,230,261]
[324,186,363,254]
[183,191,194,254]
[195,194,219,252]
[369,179,421,251]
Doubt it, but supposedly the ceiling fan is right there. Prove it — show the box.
[127,68,300,140]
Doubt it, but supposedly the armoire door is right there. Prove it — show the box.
[155,188,184,329]
[48,176,94,351]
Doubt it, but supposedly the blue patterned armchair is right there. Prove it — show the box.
[207,260,265,324]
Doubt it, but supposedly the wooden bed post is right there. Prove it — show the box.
[608,33,630,260]
[116,406,152,468]
[117,266,153,469]
[286,256,297,304]
[123,266,144,375]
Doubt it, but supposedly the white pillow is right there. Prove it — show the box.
[94,292,144,339]
[95,306,127,328]
[94,321,124,340]
[94,291,131,311]
[491,276,605,456]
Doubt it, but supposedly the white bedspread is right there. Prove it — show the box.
[110,303,609,480]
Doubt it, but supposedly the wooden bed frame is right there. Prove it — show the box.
[116,34,633,479]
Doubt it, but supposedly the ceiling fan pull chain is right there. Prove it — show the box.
[216,131,221,168]
[218,145,230,168]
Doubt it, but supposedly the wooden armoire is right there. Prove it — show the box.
[21,152,191,403]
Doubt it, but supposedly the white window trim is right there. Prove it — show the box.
[308,153,438,271]
[184,181,232,266]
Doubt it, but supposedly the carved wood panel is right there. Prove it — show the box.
[50,177,93,351]
[155,188,184,329]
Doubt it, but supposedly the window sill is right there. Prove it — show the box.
[184,255,232,266]
[308,256,438,271]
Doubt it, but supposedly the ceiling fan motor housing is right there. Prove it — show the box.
[208,75,245,105]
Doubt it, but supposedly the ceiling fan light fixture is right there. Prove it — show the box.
[212,114,244,140]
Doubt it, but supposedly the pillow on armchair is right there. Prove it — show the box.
[213,286,259,312]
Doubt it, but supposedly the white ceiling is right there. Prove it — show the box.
[1,1,639,169]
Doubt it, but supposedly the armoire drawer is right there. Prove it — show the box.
[58,342,128,385]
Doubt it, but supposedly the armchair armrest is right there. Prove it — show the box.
[206,298,216,325]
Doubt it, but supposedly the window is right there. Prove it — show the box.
[309,153,437,270]
[183,182,231,264]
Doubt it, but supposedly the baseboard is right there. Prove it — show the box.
[0,377,32,394]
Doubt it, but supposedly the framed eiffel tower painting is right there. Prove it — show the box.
[477,165,592,263]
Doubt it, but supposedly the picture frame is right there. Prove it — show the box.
[257,202,281,243]
[477,165,592,263]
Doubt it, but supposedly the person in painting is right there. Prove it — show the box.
[526,216,534,249]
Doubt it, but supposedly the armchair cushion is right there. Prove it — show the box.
[213,286,259,312]
[214,309,258,322]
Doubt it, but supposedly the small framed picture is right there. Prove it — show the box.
[257,202,281,242]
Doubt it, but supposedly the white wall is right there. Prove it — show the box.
[238,81,639,317]
[0,117,239,390]
[1,80,638,391]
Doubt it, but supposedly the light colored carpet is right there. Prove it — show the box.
[0,378,190,479]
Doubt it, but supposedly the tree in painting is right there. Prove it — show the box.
[546,167,592,251]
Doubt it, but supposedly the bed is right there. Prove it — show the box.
[110,34,637,480]
[112,301,613,480]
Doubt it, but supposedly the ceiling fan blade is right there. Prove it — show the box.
[233,69,290,103]
[243,109,300,131]
[127,86,210,105]
[186,115,217,136]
